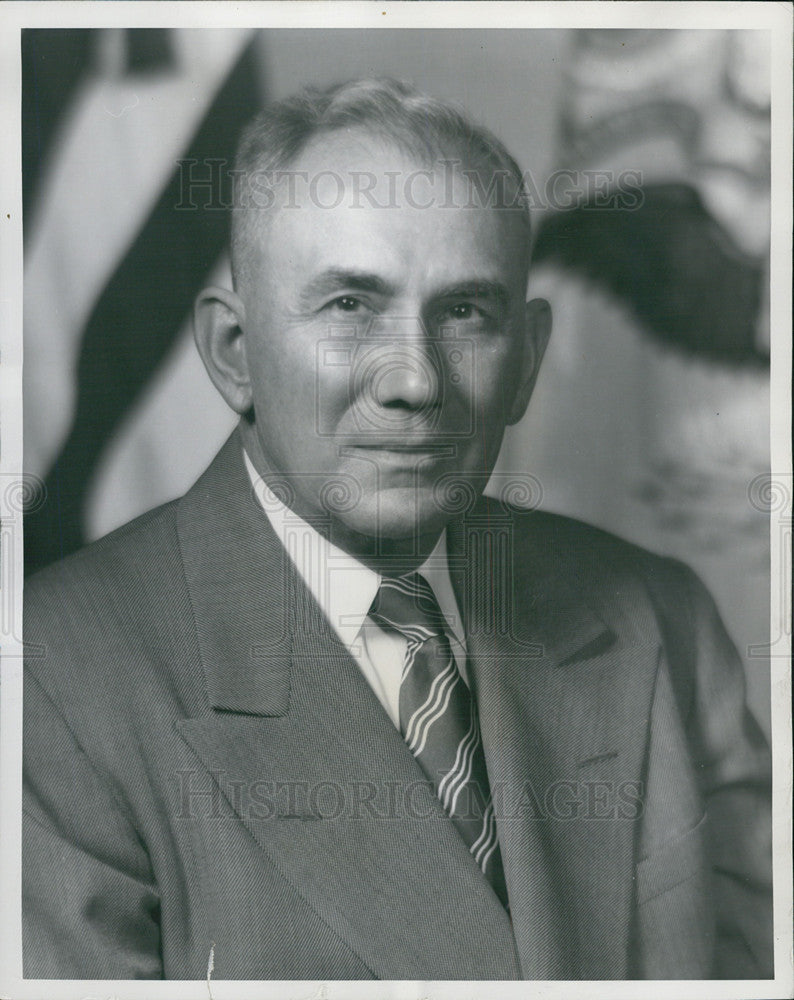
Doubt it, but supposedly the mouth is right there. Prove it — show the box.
[355,443,436,451]
[345,442,450,464]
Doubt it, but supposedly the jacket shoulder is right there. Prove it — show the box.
[515,508,703,612]
[496,502,680,580]
[500,503,708,697]
[23,497,195,699]
[25,498,183,617]
[23,495,207,743]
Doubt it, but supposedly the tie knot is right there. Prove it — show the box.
[369,573,447,643]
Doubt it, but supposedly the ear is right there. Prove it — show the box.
[506,297,552,426]
[193,285,252,415]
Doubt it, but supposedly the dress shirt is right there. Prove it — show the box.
[244,451,468,728]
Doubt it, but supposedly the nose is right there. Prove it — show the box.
[355,316,442,421]
[371,346,439,410]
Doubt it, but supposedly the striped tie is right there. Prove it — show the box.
[369,573,509,909]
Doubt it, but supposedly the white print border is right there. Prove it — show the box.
[1,5,791,1000]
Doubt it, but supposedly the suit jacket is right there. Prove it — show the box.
[22,432,773,980]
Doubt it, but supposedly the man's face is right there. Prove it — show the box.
[237,132,536,549]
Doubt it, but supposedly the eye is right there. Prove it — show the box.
[442,302,486,323]
[330,295,362,313]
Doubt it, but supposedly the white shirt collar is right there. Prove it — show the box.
[243,451,465,653]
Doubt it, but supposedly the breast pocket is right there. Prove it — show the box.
[633,812,715,978]
[635,811,709,907]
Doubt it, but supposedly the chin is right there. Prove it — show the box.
[336,489,451,543]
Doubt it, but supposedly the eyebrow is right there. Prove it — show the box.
[299,269,396,303]
[300,269,511,307]
[435,281,511,306]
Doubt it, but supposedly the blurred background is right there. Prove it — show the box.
[22,28,771,731]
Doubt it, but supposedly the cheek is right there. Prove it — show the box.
[468,339,522,411]
[247,325,356,442]
[248,325,316,405]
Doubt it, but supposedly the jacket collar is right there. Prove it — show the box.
[176,431,293,716]
[445,495,614,669]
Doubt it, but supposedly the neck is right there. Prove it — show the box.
[324,520,445,576]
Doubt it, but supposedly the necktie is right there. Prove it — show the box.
[369,572,509,909]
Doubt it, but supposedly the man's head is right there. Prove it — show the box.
[194,78,551,563]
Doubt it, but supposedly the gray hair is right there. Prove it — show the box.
[230,77,530,287]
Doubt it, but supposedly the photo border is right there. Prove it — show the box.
[1,4,791,999]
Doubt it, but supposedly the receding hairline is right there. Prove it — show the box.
[229,79,532,289]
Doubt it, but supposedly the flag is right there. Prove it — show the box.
[499,29,772,728]
[23,28,262,574]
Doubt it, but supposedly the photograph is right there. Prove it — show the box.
[1,4,791,998]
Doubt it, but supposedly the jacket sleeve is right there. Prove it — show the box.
[651,558,774,979]
[23,667,163,979]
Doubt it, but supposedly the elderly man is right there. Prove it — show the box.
[23,79,772,981]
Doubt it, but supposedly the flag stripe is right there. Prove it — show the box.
[22,29,94,221]
[25,36,261,574]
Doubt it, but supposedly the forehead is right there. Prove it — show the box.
[245,130,529,292]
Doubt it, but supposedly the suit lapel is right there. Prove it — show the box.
[449,504,660,979]
[175,436,520,979]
